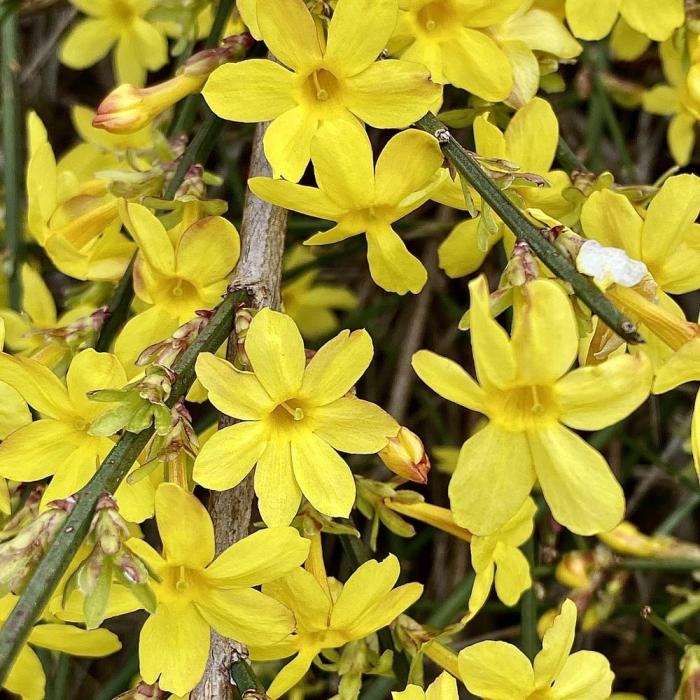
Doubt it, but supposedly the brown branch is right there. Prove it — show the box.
[190,118,287,700]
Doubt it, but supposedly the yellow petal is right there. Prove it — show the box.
[529,423,624,535]
[130,18,168,72]
[196,587,295,646]
[248,177,344,220]
[668,113,696,167]
[393,685,425,700]
[121,202,175,275]
[693,393,700,480]
[66,349,127,422]
[550,650,615,699]
[246,308,306,402]
[610,17,650,61]
[619,0,684,41]
[501,40,539,109]
[311,119,374,209]
[449,424,536,535]
[59,19,116,68]
[206,526,310,587]
[438,217,495,279]
[426,672,459,700]
[344,59,440,128]
[28,623,121,656]
[266,646,319,699]
[175,217,240,286]
[5,646,44,700]
[492,545,531,607]
[653,338,700,393]
[411,350,486,413]
[374,130,443,206]
[203,60,296,122]
[237,0,260,37]
[642,175,700,274]
[264,106,318,182]
[114,308,179,375]
[511,280,578,385]
[139,603,210,696]
[468,276,516,390]
[580,189,643,258]
[21,264,56,326]
[465,565,494,622]
[533,598,577,687]
[0,421,83,481]
[642,84,679,116]
[114,34,146,86]
[263,566,331,629]
[555,352,652,430]
[193,421,267,491]
[442,29,512,102]
[291,431,355,517]
[366,222,427,294]
[255,440,302,526]
[348,582,423,639]
[0,382,31,440]
[458,641,535,699]
[300,328,373,405]
[505,97,558,174]
[257,0,322,73]
[311,395,398,453]
[565,0,619,40]
[506,9,581,59]
[155,483,215,568]
[324,0,397,76]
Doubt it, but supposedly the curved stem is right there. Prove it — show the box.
[415,112,643,345]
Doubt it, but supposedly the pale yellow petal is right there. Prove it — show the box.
[533,598,577,687]
[366,222,427,294]
[548,650,614,699]
[255,440,302,526]
[619,0,684,41]
[565,0,619,40]
[121,202,175,275]
[505,97,558,174]
[175,217,240,286]
[438,217,494,279]
[580,189,643,257]
[458,641,535,699]
[264,107,318,182]
[59,19,117,68]
[248,177,344,220]
[66,349,127,421]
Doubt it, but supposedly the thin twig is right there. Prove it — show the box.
[19,7,76,83]
[1,4,24,310]
[415,112,644,345]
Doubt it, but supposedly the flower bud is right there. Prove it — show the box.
[378,427,430,484]
[676,646,700,699]
[555,551,595,590]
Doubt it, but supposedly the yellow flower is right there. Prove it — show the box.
[458,599,614,699]
[0,594,121,700]
[202,0,440,181]
[0,264,94,367]
[127,483,310,696]
[25,113,134,282]
[0,349,154,521]
[565,0,683,41]
[393,671,459,700]
[580,174,700,363]
[412,276,653,535]
[114,202,240,371]
[433,97,572,278]
[388,0,519,101]
[250,120,444,294]
[250,554,423,698]
[643,39,700,166]
[465,497,535,622]
[59,0,169,86]
[193,308,398,525]
[282,246,358,340]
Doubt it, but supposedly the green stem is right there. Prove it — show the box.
[415,112,643,345]
[0,290,248,685]
[641,606,691,649]
[230,653,267,700]
[1,5,24,311]
[618,557,700,571]
[520,536,538,661]
[426,573,474,628]
[655,493,700,536]
[555,136,586,173]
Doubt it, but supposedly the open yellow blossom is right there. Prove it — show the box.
[643,39,700,166]
[282,246,358,340]
[26,113,133,282]
[249,554,423,698]
[202,0,440,181]
[0,349,154,520]
[114,202,240,370]
[194,309,398,525]
[250,120,444,294]
[459,599,614,699]
[412,276,653,535]
[565,0,683,41]
[59,0,168,86]
[127,483,310,696]
[580,174,700,363]
[465,497,535,622]
[388,0,519,102]
[434,98,572,278]
[393,671,459,700]
[0,594,121,700]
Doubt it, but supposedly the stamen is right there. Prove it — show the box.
[280,401,304,421]
[312,71,328,101]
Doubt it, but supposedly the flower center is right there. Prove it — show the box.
[160,277,200,310]
[106,0,137,27]
[488,384,558,431]
[157,564,208,603]
[415,1,459,38]
[269,399,308,437]
[299,68,344,116]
